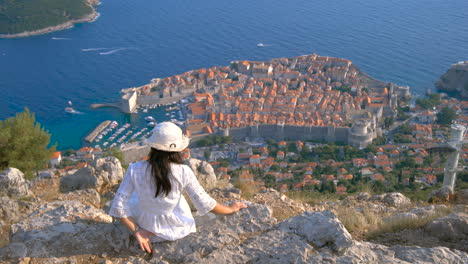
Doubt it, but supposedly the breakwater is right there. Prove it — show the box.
[84,120,111,143]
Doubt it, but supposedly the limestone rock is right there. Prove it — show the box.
[201,229,314,264]
[425,212,468,241]
[428,186,454,203]
[2,200,123,259]
[59,158,124,193]
[435,61,468,99]
[151,202,276,263]
[279,210,354,252]
[456,189,468,204]
[185,158,217,189]
[251,188,314,220]
[357,192,371,201]
[37,170,55,179]
[385,205,450,223]
[390,245,468,264]
[93,157,124,186]
[58,189,101,208]
[0,168,30,198]
[381,192,411,208]
[59,167,100,192]
[0,196,20,223]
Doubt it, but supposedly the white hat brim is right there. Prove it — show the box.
[147,134,190,152]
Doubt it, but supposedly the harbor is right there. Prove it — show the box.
[83,101,188,150]
[84,120,112,143]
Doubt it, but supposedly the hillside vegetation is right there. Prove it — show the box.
[0,0,94,35]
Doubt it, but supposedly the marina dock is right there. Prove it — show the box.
[85,120,112,143]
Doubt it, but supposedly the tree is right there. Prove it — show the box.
[415,94,440,109]
[383,117,395,128]
[204,150,211,161]
[436,107,457,126]
[103,146,125,167]
[0,108,56,179]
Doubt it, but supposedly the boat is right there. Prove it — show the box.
[257,43,265,47]
[142,108,148,113]
[145,116,155,122]
[65,107,80,114]
[147,122,156,127]
[68,100,73,106]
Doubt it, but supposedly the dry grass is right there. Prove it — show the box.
[334,205,381,240]
[287,191,342,206]
[233,178,259,200]
[30,178,61,202]
[365,206,453,240]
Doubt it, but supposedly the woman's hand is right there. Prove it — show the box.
[211,201,248,215]
[135,229,154,253]
[229,201,248,213]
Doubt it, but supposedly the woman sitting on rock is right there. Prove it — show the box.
[108,122,247,254]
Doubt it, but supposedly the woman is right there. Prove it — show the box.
[108,122,247,254]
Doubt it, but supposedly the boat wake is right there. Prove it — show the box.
[257,43,272,47]
[52,37,71,40]
[81,48,111,52]
[99,48,129,55]
[65,107,84,115]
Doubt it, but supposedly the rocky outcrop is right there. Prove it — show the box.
[435,61,468,98]
[369,192,411,208]
[37,169,55,179]
[93,157,124,186]
[428,186,454,203]
[185,158,217,189]
[58,189,101,208]
[0,197,20,226]
[1,196,467,263]
[60,158,124,192]
[1,200,118,259]
[425,212,468,241]
[279,210,354,252]
[0,168,30,198]
[60,167,101,192]
[390,245,467,264]
[384,205,450,223]
[456,189,468,204]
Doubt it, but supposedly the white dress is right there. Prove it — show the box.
[108,161,217,241]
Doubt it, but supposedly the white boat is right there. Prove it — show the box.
[65,107,80,114]
[147,122,156,127]
[142,108,148,113]
[145,116,155,122]
[257,43,265,47]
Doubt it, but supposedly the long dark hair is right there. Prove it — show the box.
[148,148,184,197]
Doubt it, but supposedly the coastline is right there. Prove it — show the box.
[0,0,100,39]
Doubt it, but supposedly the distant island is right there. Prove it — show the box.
[0,0,99,38]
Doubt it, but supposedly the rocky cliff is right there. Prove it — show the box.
[0,163,467,264]
[436,61,468,98]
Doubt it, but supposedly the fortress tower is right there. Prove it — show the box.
[347,119,374,148]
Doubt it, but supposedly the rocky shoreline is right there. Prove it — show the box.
[0,0,100,38]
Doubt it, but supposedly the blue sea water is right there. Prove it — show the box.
[0,0,467,150]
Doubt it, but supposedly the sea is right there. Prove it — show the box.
[0,0,467,150]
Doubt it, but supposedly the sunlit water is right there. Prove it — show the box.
[0,0,467,149]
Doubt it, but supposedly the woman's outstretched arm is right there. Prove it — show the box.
[210,201,248,214]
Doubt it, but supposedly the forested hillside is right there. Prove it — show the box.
[0,0,94,35]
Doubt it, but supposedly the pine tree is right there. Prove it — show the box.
[0,108,56,178]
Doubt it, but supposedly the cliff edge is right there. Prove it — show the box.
[435,61,468,98]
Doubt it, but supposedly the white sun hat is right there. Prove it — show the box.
[147,122,190,152]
